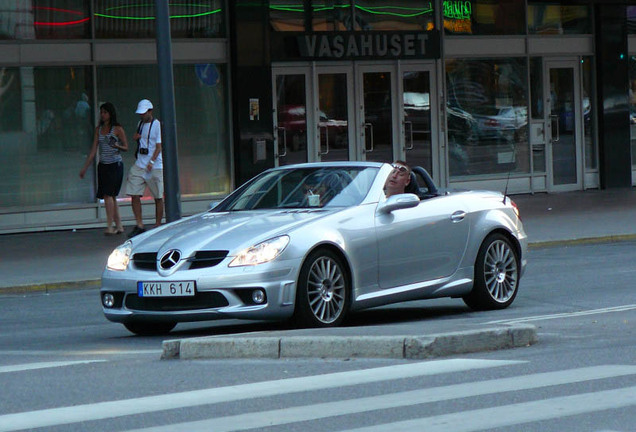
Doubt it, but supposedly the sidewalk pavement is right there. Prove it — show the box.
[2,188,636,359]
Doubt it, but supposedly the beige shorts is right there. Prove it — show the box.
[125,164,164,199]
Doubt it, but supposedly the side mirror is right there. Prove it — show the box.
[378,193,420,214]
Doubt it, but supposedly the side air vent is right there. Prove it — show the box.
[132,252,157,271]
[188,250,229,269]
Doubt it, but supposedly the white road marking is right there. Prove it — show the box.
[0,358,521,432]
[341,386,636,432]
[486,304,636,325]
[121,365,636,432]
[0,360,105,374]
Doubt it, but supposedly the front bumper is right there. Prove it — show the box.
[101,259,299,324]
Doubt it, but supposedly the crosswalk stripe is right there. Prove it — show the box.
[0,360,105,374]
[120,365,636,432]
[341,386,636,432]
[0,358,520,432]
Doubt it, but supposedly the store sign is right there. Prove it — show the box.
[272,31,440,61]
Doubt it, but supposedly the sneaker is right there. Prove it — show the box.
[127,226,146,238]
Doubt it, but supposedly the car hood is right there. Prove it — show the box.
[131,209,338,256]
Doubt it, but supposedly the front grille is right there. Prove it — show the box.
[188,250,229,269]
[132,252,157,270]
[132,250,229,271]
[125,292,229,312]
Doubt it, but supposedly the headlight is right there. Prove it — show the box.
[229,235,290,267]
[107,240,132,271]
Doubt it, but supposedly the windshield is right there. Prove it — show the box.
[215,167,379,211]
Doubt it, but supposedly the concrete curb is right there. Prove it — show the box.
[0,279,101,295]
[161,324,537,360]
[528,233,636,249]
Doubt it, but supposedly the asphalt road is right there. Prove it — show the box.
[0,242,635,431]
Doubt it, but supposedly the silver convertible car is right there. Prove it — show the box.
[102,162,527,335]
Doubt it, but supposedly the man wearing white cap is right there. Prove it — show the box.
[125,99,163,238]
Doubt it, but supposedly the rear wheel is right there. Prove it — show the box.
[293,249,350,328]
[463,233,519,310]
[123,321,176,336]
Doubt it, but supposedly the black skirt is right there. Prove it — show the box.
[97,161,123,198]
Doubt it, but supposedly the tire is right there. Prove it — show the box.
[463,233,519,310]
[293,248,351,328]
[124,321,176,336]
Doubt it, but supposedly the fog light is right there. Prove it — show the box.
[102,293,115,308]
[252,289,266,304]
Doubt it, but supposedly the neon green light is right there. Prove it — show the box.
[271,3,433,18]
[95,3,221,20]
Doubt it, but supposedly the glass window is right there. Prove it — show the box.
[529,57,545,173]
[528,3,591,35]
[270,0,307,31]
[444,0,524,35]
[629,57,636,167]
[0,66,93,208]
[581,57,596,170]
[629,7,636,34]
[446,58,529,179]
[0,0,90,40]
[94,0,225,38]
[312,0,434,31]
[97,64,230,198]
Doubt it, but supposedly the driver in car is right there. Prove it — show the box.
[384,160,411,197]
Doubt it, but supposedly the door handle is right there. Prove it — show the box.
[276,126,287,158]
[550,114,559,143]
[404,120,414,150]
[451,211,466,223]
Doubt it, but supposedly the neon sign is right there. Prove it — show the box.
[443,1,472,20]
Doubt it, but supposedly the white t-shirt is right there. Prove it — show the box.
[135,119,163,170]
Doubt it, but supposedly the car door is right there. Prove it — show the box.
[375,195,470,289]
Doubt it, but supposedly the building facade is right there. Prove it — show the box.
[1,0,635,233]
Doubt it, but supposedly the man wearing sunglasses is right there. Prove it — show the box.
[384,160,411,198]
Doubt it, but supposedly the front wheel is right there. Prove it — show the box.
[463,233,519,310]
[124,321,176,336]
[293,249,351,328]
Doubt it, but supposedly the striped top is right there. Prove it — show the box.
[98,126,122,164]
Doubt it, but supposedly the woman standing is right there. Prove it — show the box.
[80,102,129,235]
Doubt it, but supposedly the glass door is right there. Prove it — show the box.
[357,65,395,163]
[273,67,311,166]
[401,64,437,177]
[545,60,583,191]
[315,66,354,162]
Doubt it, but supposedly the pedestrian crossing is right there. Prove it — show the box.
[0,359,634,432]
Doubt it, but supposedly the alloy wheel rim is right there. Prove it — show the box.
[484,240,518,303]
[307,256,346,324]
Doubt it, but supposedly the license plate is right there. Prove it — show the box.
[137,281,196,297]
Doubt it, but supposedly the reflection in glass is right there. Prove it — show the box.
[97,64,230,198]
[629,57,636,166]
[403,71,433,174]
[312,0,434,31]
[0,0,90,39]
[446,58,529,179]
[528,3,591,35]
[529,57,545,173]
[444,0,524,35]
[549,67,577,185]
[362,72,392,163]
[276,75,308,165]
[581,57,596,170]
[629,7,636,34]
[0,66,93,207]
[95,0,224,38]
[270,0,306,31]
[318,74,349,161]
